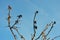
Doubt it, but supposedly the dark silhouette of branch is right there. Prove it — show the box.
[12,15,22,27]
[10,27,17,40]
[35,21,56,40]
[12,26,25,40]
[7,5,11,27]
[35,23,51,40]
[8,5,12,10]
[41,32,46,40]
[47,37,50,40]
[7,5,17,40]
[51,35,60,40]
[6,5,59,40]
[31,11,38,40]
[46,21,56,37]
[7,5,25,40]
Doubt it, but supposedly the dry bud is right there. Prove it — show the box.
[17,15,22,18]
[34,20,36,24]
[8,5,12,10]
[36,11,38,13]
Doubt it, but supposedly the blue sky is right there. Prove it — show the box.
[0,0,60,40]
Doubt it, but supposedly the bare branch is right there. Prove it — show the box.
[10,28,17,40]
[31,11,38,40]
[12,26,25,40]
[12,15,22,28]
[35,21,56,40]
[47,37,50,40]
[7,5,11,27]
[46,21,56,37]
[51,35,60,40]
[6,5,58,40]
[7,5,25,40]
[41,32,46,40]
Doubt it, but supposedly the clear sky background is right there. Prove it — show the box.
[0,0,60,40]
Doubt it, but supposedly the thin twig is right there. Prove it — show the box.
[35,21,56,40]
[12,26,25,40]
[41,32,46,40]
[32,11,38,40]
[46,21,56,37]
[7,5,17,40]
[51,35,60,40]
[12,15,22,28]
[10,28,17,40]
[8,5,11,27]
[47,37,50,40]
[35,23,51,40]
